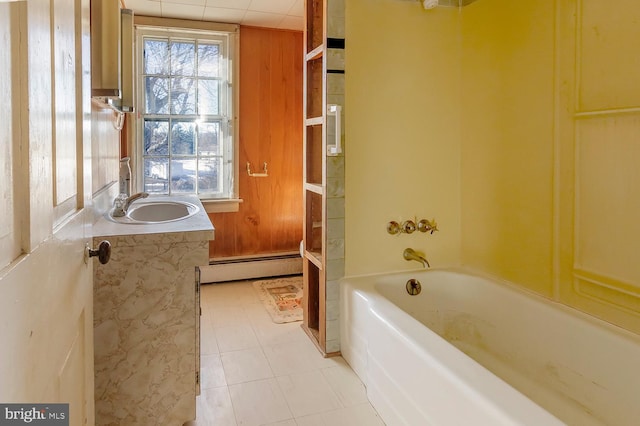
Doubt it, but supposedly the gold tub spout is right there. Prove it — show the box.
[403,248,430,268]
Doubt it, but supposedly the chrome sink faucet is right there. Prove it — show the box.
[403,248,430,268]
[112,192,149,217]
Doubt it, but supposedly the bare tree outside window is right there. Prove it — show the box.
[138,28,234,198]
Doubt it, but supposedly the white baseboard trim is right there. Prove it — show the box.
[200,255,303,283]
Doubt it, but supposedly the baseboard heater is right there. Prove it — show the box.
[200,252,303,283]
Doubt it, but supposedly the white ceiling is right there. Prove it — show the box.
[123,0,304,31]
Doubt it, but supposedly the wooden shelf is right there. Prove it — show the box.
[305,250,323,269]
[306,45,324,61]
[304,182,323,194]
[305,117,323,126]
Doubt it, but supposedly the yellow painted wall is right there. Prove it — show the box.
[346,0,640,333]
[555,0,640,333]
[460,0,556,296]
[345,0,462,276]
[345,0,555,291]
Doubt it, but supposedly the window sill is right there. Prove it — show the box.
[201,198,243,213]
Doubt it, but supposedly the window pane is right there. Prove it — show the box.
[144,39,168,74]
[144,158,169,194]
[198,157,220,194]
[170,77,196,114]
[171,121,196,155]
[144,77,169,114]
[197,122,220,156]
[144,120,169,155]
[198,79,219,115]
[171,158,196,193]
[171,41,195,76]
[139,29,234,199]
[198,43,219,77]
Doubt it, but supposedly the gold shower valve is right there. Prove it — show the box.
[387,221,401,235]
[387,218,438,235]
[418,219,438,234]
[402,220,417,234]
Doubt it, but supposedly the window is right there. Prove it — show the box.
[136,26,237,200]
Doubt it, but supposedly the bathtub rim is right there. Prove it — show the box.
[341,266,640,344]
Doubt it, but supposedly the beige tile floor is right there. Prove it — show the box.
[190,278,385,426]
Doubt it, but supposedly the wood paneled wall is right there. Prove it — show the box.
[208,27,303,259]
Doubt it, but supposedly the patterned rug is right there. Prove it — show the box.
[253,276,303,324]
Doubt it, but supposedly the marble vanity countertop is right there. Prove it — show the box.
[92,194,215,246]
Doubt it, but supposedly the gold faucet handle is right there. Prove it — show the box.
[418,219,438,234]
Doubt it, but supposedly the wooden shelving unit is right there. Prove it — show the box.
[302,0,330,354]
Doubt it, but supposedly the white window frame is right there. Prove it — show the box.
[134,21,240,210]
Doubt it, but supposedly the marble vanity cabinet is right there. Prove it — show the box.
[92,195,214,426]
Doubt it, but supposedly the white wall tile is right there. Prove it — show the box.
[327,94,345,108]
[327,16,345,38]
[326,298,340,321]
[327,238,345,261]
[327,218,345,239]
[326,319,340,341]
[327,74,345,95]
[327,178,345,198]
[327,49,345,71]
[326,280,341,301]
[327,156,345,179]
[326,259,345,281]
[327,0,345,18]
[325,339,341,354]
[327,197,345,219]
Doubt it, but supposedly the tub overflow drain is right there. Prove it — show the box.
[406,279,421,296]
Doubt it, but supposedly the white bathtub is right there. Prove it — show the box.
[340,268,640,425]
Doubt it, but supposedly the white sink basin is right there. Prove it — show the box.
[111,200,199,224]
